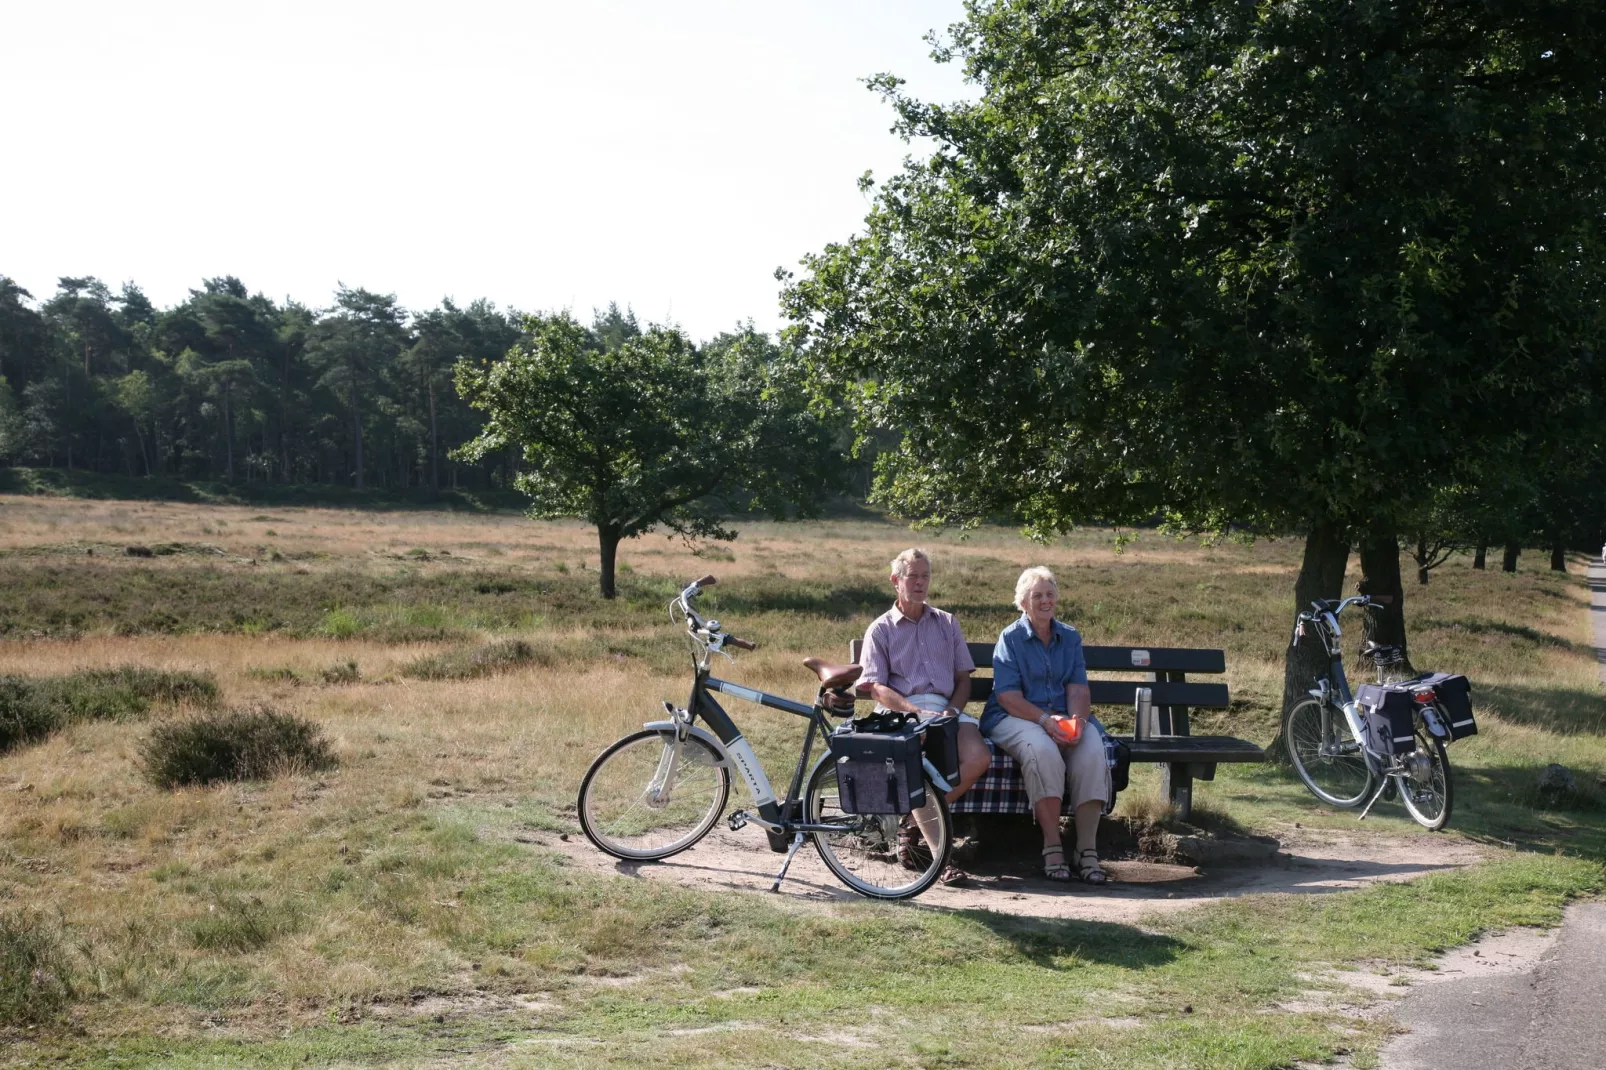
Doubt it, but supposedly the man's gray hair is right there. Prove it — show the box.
[890,547,931,578]
[1014,566,1058,611]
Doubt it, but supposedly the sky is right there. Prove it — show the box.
[0,1,975,340]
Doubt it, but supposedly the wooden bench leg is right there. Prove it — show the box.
[1162,763,1193,821]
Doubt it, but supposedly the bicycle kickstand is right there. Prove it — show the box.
[1356,774,1392,821]
[770,832,806,893]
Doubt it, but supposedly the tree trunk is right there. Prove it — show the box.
[428,380,439,492]
[1473,543,1486,570]
[1357,523,1411,673]
[1502,542,1521,572]
[224,380,236,481]
[350,377,364,489]
[1273,519,1351,762]
[1414,533,1430,585]
[1550,538,1567,573]
[598,526,621,600]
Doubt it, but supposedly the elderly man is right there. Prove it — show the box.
[858,548,991,805]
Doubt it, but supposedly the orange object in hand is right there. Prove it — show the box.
[1046,714,1083,745]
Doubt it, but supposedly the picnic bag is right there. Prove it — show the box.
[922,716,962,787]
[1415,672,1477,741]
[1354,683,1418,757]
[831,722,926,814]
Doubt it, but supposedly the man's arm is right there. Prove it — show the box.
[869,682,923,714]
[948,671,972,714]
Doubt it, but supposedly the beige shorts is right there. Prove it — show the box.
[887,692,981,727]
[986,714,1110,810]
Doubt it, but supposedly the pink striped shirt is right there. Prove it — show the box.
[858,603,975,700]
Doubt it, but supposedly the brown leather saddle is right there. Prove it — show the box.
[802,657,862,715]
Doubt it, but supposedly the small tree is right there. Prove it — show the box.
[454,312,842,598]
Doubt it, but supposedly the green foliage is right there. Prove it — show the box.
[0,667,218,754]
[0,274,521,493]
[0,911,73,1028]
[455,311,844,597]
[140,706,339,788]
[400,639,546,680]
[784,2,1606,541]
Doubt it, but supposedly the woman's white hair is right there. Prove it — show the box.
[890,547,930,578]
[1014,566,1058,611]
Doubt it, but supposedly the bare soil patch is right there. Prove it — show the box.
[532,823,1485,925]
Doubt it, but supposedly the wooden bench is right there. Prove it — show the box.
[848,639,1264,821]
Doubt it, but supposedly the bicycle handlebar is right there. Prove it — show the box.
[726,636,757,651]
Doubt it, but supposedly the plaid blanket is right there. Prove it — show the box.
[949,738,1119,816]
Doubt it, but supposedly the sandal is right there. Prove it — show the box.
[1040,845,1072,881]
[1076,848,1109,886]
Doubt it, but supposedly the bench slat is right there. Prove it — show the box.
[850,639,1225,675]
[1122,735,1265,763]
[964,677,1228,710]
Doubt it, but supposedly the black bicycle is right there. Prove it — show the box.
[577,575,955,899]
[1284,594,1457,830]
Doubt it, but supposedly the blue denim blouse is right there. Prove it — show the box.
[980,615,1090,734]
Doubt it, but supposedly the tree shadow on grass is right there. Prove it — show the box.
[1478,683,1606,737]
[712,582,889,621]
[1439,763,1606,858]
[1417,615,1593,656]
[952,910,1184,970]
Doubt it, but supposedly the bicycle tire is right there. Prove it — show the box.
[1399,730,1453,831]
[578,728,730,860]
[1285,697,1374,808]
[804,757,951,900]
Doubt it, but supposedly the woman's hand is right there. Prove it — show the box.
[1044,714,1083,745]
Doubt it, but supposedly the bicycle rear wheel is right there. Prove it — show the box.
[1285,697,1374,808]
[1399,726,1452,831]
[804,758,951,900]
[578,729,730,860]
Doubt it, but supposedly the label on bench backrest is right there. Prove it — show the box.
[1131,650,1151,667]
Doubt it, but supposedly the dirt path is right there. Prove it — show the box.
[535,823,1485,924]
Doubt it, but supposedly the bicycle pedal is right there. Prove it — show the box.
[727,811,749,831]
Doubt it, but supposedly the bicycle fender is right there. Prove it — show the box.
[642,720,731,766]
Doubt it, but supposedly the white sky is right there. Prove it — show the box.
[0,1,973,340]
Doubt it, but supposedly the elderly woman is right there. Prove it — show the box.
[981,566,1110,884]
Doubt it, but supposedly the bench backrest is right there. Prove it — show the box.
[847,638,1229,712]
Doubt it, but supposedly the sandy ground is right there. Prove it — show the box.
[533,823,1486,924]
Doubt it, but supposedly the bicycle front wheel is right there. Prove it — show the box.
[1285,697,1374,808]
[1399,730,1453,831]
[578,729,730,860]
[805,759,951,900]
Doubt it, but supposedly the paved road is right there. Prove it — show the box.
[1591,561,1606,686]
[1378,901,1606,1070]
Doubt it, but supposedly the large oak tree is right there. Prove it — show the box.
[784,0,1606,713]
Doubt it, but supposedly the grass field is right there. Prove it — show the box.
[0,493,1602,1068]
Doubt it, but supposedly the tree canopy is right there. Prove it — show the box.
[784,0,1606,700]
[454,311,844,597]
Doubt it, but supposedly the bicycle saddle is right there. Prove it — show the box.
[801,657,863,690]
[1359,640,1406,664]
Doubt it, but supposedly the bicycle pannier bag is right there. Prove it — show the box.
[922,717,961,787]
[1417,672,1477,741]
[831,725,925,814]
[1355,684,1417,757]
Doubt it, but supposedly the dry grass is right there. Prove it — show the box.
[0,494,1601,1061]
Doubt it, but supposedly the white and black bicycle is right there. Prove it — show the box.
[1284,594,1475,831]
[577,575,955,900]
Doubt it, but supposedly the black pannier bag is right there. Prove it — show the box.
[1354,683,1418,757]
[831,724,926,814]
[1104,733,1132,795]
[1416,672,1477,741]
[922,716,961,787]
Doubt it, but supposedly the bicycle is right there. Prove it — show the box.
[577,574,955,899]
[1283,594,1454,830]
